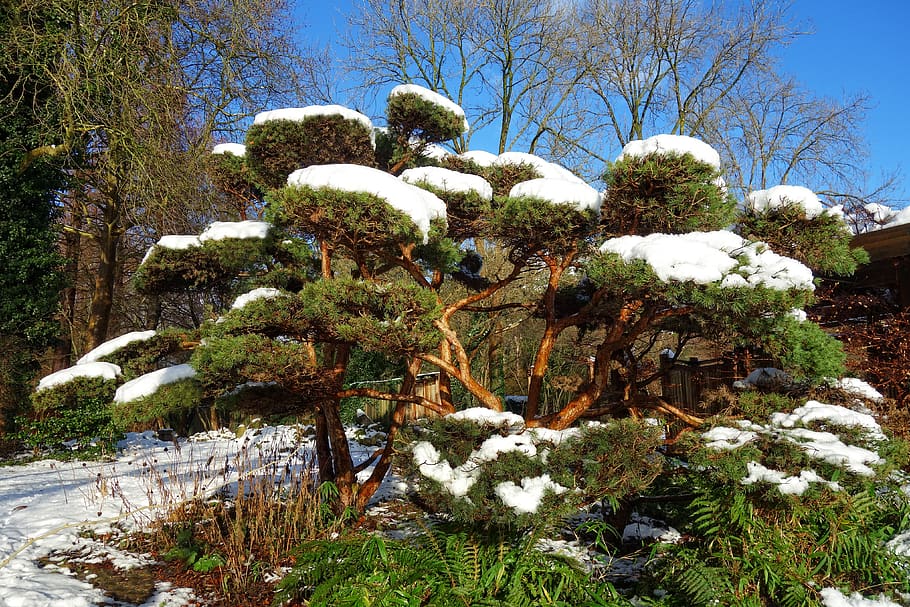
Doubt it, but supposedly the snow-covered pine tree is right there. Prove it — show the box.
[34,85,859,512]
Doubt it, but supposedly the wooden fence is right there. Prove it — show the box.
[659,353,740,415]
[358,372,443,425]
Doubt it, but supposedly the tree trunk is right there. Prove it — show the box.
[86,204,123,349]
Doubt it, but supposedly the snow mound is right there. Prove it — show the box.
[509,178,602,213]
[831,377,884,403]
[747,185,827,219]
[448,407,525,428]
[37,362,121,392]
[113,364,197,404]
[199,220,271,242]
[212,143,246,157]
[458,149,498,167]
[287,164,446,244]
[400,166,493,199]
[230,288,284,310]
[495,475,567,514]
[617,134,721,169]
[599,230,815,290]
[253,105,374,135]
[76,331,156,365]
[495,152,586,184]
[389,83,469,131]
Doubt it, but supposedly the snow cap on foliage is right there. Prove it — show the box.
[702,425,758,450]
[448,406,525,428]
[819,588,902,607]
[37,362,121,392]
[199,220,271,242]
[422,143,451,160]
[400,166,494,200]
[494,475,568,514]
[509,178,602,213]
[230,288,283,310]
[76,330,156,365]
[389,83,469,131]
[885,206,910,227]
[495,152,586,184]
[741,461,840,495]
[253,105,374,134]
[113,364,196,404]
[770,400,885,440]
[211,143,246,157]
[747,185,827,219]
[140,234,202,264]
[599,230,815,290]
[458,149,498,167]
[617,134,721,169]
[287,164,446,244]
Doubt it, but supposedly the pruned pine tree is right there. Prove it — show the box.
[35,84,859,511]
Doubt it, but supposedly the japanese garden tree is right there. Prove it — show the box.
[34,84,860,511]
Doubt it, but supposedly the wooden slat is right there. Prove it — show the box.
[852,224,910,262]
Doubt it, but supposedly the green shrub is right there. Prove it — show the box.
[245,115,375,190]
[20,376,121,455]
[644,401,910,606]
[603,152,735,236]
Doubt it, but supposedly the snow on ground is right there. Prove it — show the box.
[0,425,378,607]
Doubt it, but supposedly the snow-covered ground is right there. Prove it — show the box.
[0,426,354,606]
[0,393,906,607]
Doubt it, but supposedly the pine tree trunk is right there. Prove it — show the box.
[87,204,122,349]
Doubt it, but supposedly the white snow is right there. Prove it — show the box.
[76,331,156,365]
[741,461,840,495]
[495,475,567,514]
[212,142,246,157]
[230,287,283,310]
[832,377,884,403]
[287,164,447,244]
[508,178,603,213]
[747,185,827,219]
[782,427,881,477]
[599,230,815,291]
[701,426,757,450]
[771,400,885,440]
[199,220,271,242]
[252,105,374,137]
[448,407,524,428]
[458,150,498,167]
[819,588,902,607]
[112,364,197,404]
[140,234,201,264]
[389,83,469,132]
[616,134,721,169]
[885,206,910,227]
[36,362,122,392]
[495,152,586,184]
[400,166,494,199]
[0,424,332,606]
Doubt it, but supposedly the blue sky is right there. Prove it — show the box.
[295,1,909,205]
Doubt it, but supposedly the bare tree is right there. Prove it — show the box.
[4,0,314,355]
[344,0,582,156]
